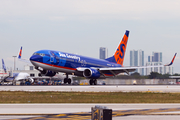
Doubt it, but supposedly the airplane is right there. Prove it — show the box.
[1,72,34,85]
[0,59,34,85]
[0,59,9,80]
[19,30,177,85]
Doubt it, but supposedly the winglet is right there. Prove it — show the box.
[165,53,177,66]
[18,46,22,59]
[2,59,6,73]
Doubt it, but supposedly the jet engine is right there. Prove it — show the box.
[83,68,101,79]
[39,70,56,77]
[28,77,34,83]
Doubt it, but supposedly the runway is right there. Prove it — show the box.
[1,86,180,119]
[1,104,180,120]
[0,85,180,93]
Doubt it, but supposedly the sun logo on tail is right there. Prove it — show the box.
[114,31,129,65]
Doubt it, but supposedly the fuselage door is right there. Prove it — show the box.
[50,56,54,63]
[81,60,87,67]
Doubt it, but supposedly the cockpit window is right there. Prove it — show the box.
[33,53,45,56]
[40,53,45,56]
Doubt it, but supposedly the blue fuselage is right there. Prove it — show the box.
[30,50,122,77]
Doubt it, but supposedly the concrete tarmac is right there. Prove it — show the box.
[1,104,180,120]
[1,86,180,119]
[0,85,180,93]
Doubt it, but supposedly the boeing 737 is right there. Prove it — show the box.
[19,30,177,85]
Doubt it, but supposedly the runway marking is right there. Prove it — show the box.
[143,90,163,93]
[56,114,66,116]
[9,107,180,120]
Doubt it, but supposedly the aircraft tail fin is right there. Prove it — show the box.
[18,46,22,59]
[17,46,32,64]
[2,59,6,73]
[105,30,129,66]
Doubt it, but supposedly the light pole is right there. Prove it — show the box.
[12,56,17,71]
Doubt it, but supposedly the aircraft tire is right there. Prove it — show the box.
[64,78,68,84]
[68,78,71,84]
[93,79,97,85]
[1,81,4,85]
[13,81,16,86]
[89,79,93,85]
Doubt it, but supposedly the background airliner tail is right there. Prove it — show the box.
[18,46,22,59]
[2,59,6,73]
[105,30,129,66]
[18,46,31,64]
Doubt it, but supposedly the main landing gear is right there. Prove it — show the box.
[12,80,16,86]
[89,79,97,85]
[64,74,71,84]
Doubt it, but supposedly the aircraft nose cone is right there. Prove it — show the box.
[30,55,42,62]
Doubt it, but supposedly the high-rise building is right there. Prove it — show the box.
[99,47,108,59]
[148,52,162,62]
[146,62,163,75]
[130,50,144,75]
[164,66,173,75]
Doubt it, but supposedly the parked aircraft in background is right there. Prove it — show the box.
[0,59,9,78]
[0,59,34,85]
[20,30,176,85]
[1,72,34,85]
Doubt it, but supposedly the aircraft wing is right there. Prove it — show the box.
[76,53,177,76]
[98,53,177,75]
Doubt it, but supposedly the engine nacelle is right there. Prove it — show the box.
[39,70,56,77]
[28,78,34,83]
[83,68,101,79]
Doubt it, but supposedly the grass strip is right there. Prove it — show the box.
[0,91,180,103]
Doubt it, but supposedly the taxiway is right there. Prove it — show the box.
[0,85,180,93]
[1,104,180,120]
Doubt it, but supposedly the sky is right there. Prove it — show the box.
[0,0,180,73]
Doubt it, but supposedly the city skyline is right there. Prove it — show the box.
[129,50,173,75]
